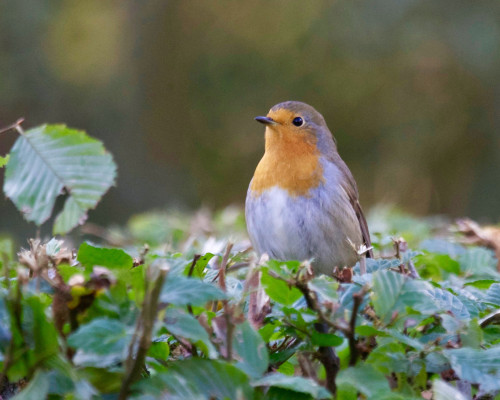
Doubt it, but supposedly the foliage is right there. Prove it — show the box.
[3,124,116,235]
[2,124,500,399]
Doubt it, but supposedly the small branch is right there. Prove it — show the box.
[119,266,167,400]
[186,254,200,315]
[0,118,24,135]
[348,288,367,366]
[133,244,150,268]
[187,254,201,277]
[295,280,339,395]
[216,243,235,361]
[407,260,420,279]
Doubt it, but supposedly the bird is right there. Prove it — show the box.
[245,101,373,276]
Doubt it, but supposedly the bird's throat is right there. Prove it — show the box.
[250,131,324,197]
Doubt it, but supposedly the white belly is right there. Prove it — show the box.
[245,184,362,275]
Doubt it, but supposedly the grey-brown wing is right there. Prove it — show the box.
[351,197,373,258]
[334,154,374,258]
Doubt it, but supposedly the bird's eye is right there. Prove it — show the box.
[292,117,304,127]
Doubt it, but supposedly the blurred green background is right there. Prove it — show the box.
[1,0,500,238]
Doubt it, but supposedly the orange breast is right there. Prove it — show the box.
[250,128,324,197]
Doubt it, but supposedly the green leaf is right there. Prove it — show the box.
[161,276,226,306]
[261,267,302,306]
[77,242,133,269]
[419,239,465,257]
[336,364,391,398]
[233,321,269,378]
[4,124,116,234]
[355,325,387,337]
[367,342,410,375]
[12,370,50,400]
[185,253,214,278]
[252,373,331,399]
[0,154,9,168]
[424,288,470,320]
[464,279,497,290]
[308,276,338,302]
[444,345,500,393]
[26,296,59,363]
[425,352,450,373]
[164,307,216,357]
[148,340,170,360]
[68,318,131,367]
[433,379,467,400]
[485,283,500,306]
[459,248,498,277]
[372,270,406,322]
[353,258,401,274]
[310,332,343,347]
[138,359,253,399]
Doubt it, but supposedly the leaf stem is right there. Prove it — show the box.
[0,118,24,135]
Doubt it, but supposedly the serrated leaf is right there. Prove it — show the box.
[164,307,216,357]
[138,359,253,399]
[425,352,451,373]
[485,283,500,306]
[353,258,401,274]
[233,321,269,378]
[425,288,470,320]
[386,329,425,350]
[367,342,408,375]
[433,379,467,400]
[261,267,302,306]
[336,364,391,398]
[444,345,500,394]
[77,242,133,269]
[4,124,116,234]
[161,275,226,306]
[372,270,406,322]
[12,370,50,400]
[68,318,130,367]
[419,239,465,257]
[252,373,331,398]
[459,248,499,278]
[308,276,338,303]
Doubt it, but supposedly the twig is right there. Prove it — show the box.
[119,266,167,400]
[0,118,24,135]
[133,245,150,268]
[348,288,368,366]
[187,254,201,277]
[267,270,348,333]
[186,254,200,315]
[407,260,420,279]
[295,280,339,395]
[218,243,234,361]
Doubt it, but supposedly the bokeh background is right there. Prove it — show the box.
[1,0,500,239]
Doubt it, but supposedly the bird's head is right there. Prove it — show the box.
[255,101,336,156]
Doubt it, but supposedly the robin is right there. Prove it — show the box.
[245,101,373,275]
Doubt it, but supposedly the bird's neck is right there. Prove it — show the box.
[250,131,324,197]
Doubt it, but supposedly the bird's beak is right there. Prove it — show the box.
[255,116,278,125]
